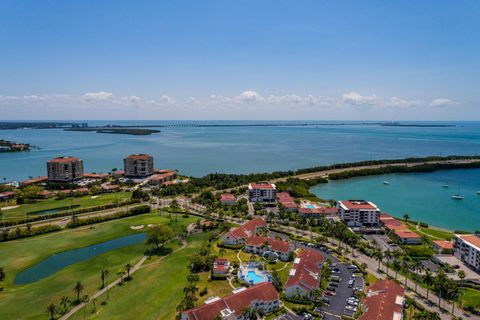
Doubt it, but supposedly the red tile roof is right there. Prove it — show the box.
[249,183,275,189]
[149,171,176,181]
[394,230,420,239]
[225,218,267,240]
[220,194,236,201]
[433,240,453,250]
[0,191,16,197]
[359,280,404,320]
[340,200,378,210]
[48,156,81,163]
[125,154,152,160]
[182,282,279,320]
[20,176,48,186]
[285,249,324,291]
[245,236,290,253]
[457,234,480,249]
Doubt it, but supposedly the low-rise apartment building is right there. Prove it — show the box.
[181,282,280,320]
[123,154,154,178]
[285,249,324,298]
[248,183,276,203]
[380,213,421,245]
[454,234,480,272]
[338,200,380,227]
[244,236,292,261]
[359,280,405,320]
[222,218,267,246]
[47,157,84,182]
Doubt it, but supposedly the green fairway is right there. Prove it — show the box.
[0,191,132,222]
[71,233,211,320]
[0,212,196,320]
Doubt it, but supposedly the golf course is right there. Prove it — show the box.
[0,211,196,320]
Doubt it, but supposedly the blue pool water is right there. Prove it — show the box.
[304,204,316,209]
[246,270,266,284]
[14,232,146,285]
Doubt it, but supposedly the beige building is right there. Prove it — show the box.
[123,154,154,178]
[47,157,84,182]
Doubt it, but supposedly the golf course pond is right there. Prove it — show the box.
[14,232,147,285]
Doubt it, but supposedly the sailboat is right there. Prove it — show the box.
[477,191,480,195]
[451,188,464,200]
[442,183,449,188]
[383,181,390,185]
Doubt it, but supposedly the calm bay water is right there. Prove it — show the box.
[1,121,480,181]
[310,169,480,232]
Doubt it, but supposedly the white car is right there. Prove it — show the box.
[345,305,357,312]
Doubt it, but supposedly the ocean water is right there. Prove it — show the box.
[310,169,480,232]
[1,121,480,181]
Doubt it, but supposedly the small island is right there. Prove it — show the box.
[0,139,31,152]
[64,127,161,135]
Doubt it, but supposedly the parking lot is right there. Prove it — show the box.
[295,242,365,320]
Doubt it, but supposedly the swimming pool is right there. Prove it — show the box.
[304,204,316,209]
[246,270,266,284]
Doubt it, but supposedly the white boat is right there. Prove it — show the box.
[451,194,464,200]
[477,191,480,195]
[442,184,449,188]
[383,181,390,185]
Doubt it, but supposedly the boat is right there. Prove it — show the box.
[451,195,464,200]
[383,181,390,185]
[477,191,480,195]
[442,184,449,188]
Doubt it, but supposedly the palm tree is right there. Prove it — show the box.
[384,249,392,277]
[448,286,459,315]
[219,248,226,258]
[412,260,423,293]
[403,213,409,223]
[60,296,70,313]
[374,249,383,271]
[46,303,57,320]
[241,306,256,320]
[457,270,465,307]
[82,295,89,320]
[100,269,108,289]
[424,270,434,301]
[73,281,84,302]
[125,263,132,279]
[401,260,410,288]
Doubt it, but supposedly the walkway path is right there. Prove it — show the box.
[60,239,187,320]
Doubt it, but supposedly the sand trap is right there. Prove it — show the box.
[130,225,144,230]
[91,195,99,199]
[1,205,19,210]
[147,224,155,227]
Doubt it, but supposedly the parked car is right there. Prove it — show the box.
[345,305,357,312]
[327,286,336,292]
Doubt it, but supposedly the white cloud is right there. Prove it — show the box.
[430,98,459,107]
[237,90,264,102]
[342,91,378,106]
[82,91,114,101]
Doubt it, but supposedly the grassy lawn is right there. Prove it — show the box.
[71,233,211,320]
[406,222,453,241]
[196,272,232,304]
[0,212,196,320]
[1,192,132,222]
[462,288,480,310]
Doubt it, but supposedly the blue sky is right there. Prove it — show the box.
[1,0,479,120]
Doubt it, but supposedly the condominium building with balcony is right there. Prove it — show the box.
[454,234,480,273]
[47,157,84,182]
[338,200,380,227]
[248,183,276,203]
[123,154,154,178]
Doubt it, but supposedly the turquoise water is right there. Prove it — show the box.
[310,169,480,232]
[14,233,146,285]
[305,204,316,209]
[1,121,480,181]
[246,270,266,284]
